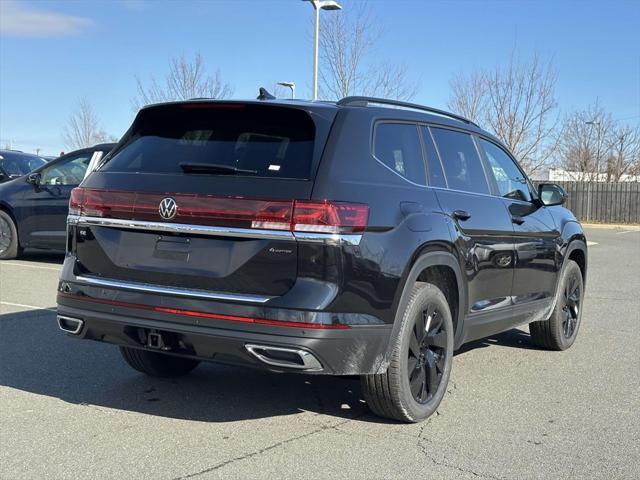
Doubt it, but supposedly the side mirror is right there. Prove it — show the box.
[538,183,567,207]
[26,172,41,186]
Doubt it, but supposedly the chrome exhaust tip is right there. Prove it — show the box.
[245,344,323,371]
[57,315,84,335]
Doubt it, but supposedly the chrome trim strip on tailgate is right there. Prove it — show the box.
[292,232,362,246]
[68,215,363,245]
[69,215,295,240]
[74,275,274,303]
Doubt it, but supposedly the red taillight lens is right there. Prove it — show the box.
[69,188,368,234]
[251,202,293,230]
[68,188,85,215]
[292,201,369,233]
[83,189,134,218]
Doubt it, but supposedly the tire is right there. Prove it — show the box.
[0,210,21,260]
[361,283,454,423]
[119,346,200,377]
[529,259,584,351]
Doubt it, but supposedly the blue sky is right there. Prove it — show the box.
[1,0,639,155]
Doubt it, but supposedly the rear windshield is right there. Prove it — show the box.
[99,104,317,179]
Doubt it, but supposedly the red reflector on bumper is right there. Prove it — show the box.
[58,293,350,330]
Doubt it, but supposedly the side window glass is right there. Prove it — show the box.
[41,154,91,186]
[430,128,489,194]
[421,127,446,188]
[479,139,531,202]
[373,123,426,185]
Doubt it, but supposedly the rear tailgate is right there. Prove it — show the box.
[71,102,337,299]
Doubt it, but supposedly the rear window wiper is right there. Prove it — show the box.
[179,162,257,176]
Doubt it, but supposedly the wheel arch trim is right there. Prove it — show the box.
[563,238,588,286]
[380,250,465,372]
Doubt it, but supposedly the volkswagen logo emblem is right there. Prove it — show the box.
[159,197,177,220]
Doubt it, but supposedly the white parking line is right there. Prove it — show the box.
[0,301,56,312]
[0,261,61,271]
[616,230,636,235]
[587,241,598,246]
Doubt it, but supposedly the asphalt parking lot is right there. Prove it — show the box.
[1,227,639,480]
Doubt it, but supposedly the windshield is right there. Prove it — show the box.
[0,153,46,177]
[99,104,317,180]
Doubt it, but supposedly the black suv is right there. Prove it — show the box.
[56,97,587,422]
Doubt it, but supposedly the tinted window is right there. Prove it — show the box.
[479,139,531,202]
[100,105,316,179]
[430,128,489,195]
[373,123,426,185]
[0,152,46,176]
[41,153,91,186]
[421,127,446,188]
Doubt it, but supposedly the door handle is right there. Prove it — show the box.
[511,215,525,225]
[452,210,471,221]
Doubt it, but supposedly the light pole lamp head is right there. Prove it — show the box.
[277,81,296,99]
[303,0,342,11]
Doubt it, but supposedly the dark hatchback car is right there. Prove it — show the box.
[0,143,115,259]
[56,98,586,422]
[0,150,47,184]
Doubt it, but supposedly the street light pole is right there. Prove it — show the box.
[312,4,320,100]
[304,0,342,101]
[586,120,602,181]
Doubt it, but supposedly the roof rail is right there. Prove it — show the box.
[336,96,479,127]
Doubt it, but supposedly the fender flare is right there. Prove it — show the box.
[544,237,588,321]
[380,251,466,371]
[561,238,588,290]
[558,219,588,286]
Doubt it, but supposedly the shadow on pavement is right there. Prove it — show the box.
[1,308,539,424]
[0,308,379,423]
[455,328,541,355]
[16,250,65,265]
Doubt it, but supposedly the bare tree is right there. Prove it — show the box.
[318,4,416,101]
[133,53,233,109]
[448,52,558,174]
[606,124,640,181]
[557,104,615,181]
[448,70,486,125]
[62,98,107,150]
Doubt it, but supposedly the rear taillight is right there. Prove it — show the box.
[68,188,85,215]
[251,202,293,231]
[292,201,369,234]
[69,188,368,234]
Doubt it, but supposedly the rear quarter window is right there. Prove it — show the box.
[373,122,426,185]
[100,105,317,180]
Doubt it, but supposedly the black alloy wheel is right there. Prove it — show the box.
[407,305,447,404]
[529,259,584,351]
[562,271,581,338]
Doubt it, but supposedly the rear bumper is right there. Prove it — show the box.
[56,300,392,375]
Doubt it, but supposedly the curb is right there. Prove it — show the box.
[581,223,640,231]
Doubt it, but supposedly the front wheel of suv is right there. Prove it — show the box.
[361,282,454,423]
[529,259,584,351]
[119,347,201,377]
